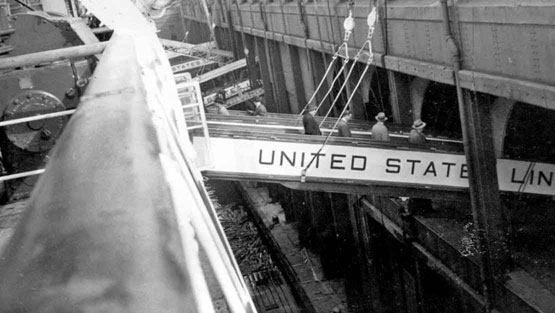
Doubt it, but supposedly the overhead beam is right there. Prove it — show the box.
[234,26,555,110]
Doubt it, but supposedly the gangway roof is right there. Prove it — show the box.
[192,113,555,199]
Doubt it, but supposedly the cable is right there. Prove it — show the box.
[376,69,386,112]
[301,62,371,182]
[318,7,377,127]
[295,1,355,118]
[301,8,377,182]
[13,0,36,11]
[517,161,536,196]
[318,58,358,127]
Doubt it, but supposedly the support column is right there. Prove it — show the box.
[346,195,374,312]
[255,36,275,109]
[461,90,509,309]
[387,70,413,125]
[243,34,260,88]
[310,50,331,113]
[267,40,289,113]
[346,63,366,119]
[288,45,306,113]
[298,47,315,109]
[278,42,298,113]
[490,97,515,159]
[409,77,429,122]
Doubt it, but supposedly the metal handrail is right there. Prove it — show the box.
[0,2,257,312]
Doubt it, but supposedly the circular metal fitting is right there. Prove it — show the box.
[3,90,66,153]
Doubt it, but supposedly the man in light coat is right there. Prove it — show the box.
[371,112,390,141]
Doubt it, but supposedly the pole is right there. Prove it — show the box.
[0,42,107,70]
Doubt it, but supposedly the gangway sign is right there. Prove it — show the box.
[193,136,555,196]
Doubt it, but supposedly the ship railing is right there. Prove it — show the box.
[0,1,256,311]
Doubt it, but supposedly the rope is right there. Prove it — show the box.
[318,7,376,127]
[301,8,377,182]
[318,59,358,128]
[301,63,372,182]
[298,55,341,116]
[13,0,36,11]
[297,46,349,118]
[200,0,216,58]
[297,6,356,117]
[517,161,536,195]
[310,57,350,116]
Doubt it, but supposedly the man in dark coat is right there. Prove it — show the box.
[337,110,352,137]
[302,104,321,135]
[408,119,427,144]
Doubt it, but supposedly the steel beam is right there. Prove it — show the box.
[255,36,275,109]
[232,25,555,110]
[267,40,289,113]
[461,90,509,306]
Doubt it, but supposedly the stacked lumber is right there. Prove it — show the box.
[206,185,273,274]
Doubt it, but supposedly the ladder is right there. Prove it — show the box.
[176,72,213,170]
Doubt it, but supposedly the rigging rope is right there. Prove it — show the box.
[517,161,536,195]
[297,9,355,117]
[318,8,377,128]
[200,0,216,60]
[301,7,378,182]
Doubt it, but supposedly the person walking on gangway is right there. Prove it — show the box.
[247,96,267,116]
[371,112,389,141]
[302,104,322,135]
[337,110,353,137]
[214,92,230,115]
[408,119,427,144]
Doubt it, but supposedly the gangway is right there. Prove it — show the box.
[189,113,555,199]
[205,112,463,148]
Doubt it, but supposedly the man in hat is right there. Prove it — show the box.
[337,110,353,137]
[247,96,267,116]
[302,104,321,135]
[371,112,389,141]
[409,119,427,144]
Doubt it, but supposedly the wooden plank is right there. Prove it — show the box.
[506,270,555,313]
[195,58,247,83]
[237,182,318,313]
[160,38,234,58]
